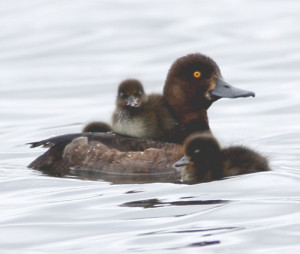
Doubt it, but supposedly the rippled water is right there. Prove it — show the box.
[1,0,300,253]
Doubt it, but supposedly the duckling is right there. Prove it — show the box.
[82,122,112,133]
[111,79,180,142]
[175,133,270,184]
[28,53,256,179]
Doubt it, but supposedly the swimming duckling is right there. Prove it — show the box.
[111,79,180,142]
[175,133,270,184]
[82,122,112,133]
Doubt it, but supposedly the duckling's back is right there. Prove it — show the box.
[222,146,270,177]
[143,94,181,141]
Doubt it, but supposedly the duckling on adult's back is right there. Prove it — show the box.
[111,79,180,142]
[175,133,270,184]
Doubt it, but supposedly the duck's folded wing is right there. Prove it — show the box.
[28,133,84,148]
[28,132,169,151]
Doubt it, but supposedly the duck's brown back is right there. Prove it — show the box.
[64,137,183,174]
[62,137,183,182]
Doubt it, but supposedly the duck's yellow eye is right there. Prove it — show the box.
[193,71,202,78]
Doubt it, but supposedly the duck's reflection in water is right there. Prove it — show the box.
[121,198,228,208]
[69,166,181,184]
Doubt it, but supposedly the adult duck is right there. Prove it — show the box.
[28,53,254,181]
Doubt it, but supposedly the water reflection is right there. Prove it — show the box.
[69,167,181,184]
[186,241,220,248]
[121,198,228,208]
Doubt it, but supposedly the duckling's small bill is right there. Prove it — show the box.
[174,155,190,167]
[126,95,139,107]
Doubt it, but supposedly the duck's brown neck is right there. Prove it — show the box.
[180,110,211,138]
[163,95,211,142]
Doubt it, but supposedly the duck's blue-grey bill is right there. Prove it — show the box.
[211,77,255,99]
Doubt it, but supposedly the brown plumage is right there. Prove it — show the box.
[28,53,255,181]
[64,137,182,183]
[175,133,270,184]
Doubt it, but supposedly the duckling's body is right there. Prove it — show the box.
[175,133,270,184]
[112,79,180,142]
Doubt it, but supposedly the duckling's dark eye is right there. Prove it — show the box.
[193,71,202,79]
[119,92,126,98]
[137,90,143,96]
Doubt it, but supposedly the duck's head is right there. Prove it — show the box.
[174,133,224,181]
[116,79,147,109]
[163,53,255,114]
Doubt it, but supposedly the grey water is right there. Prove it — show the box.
[1,0,300,253]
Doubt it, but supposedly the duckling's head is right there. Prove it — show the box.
[163,53,255,114]
[174,133,224,182]
[116,79,147,109]
[82,122,112,133]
